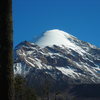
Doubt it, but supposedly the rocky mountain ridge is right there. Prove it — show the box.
[14,29,100,84]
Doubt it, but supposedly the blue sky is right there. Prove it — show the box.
[13,0,100,47]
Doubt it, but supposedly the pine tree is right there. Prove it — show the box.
[0,0,14,100]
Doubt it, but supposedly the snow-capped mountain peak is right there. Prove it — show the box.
[36,29,74,47]
[14,29,100,84]
[35,29,85,55]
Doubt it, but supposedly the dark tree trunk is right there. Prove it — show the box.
[0,0,14,100]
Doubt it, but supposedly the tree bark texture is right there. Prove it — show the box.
[0,0,14,100]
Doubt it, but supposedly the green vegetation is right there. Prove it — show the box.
[14,75,100,100]
[14,75,37,100]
